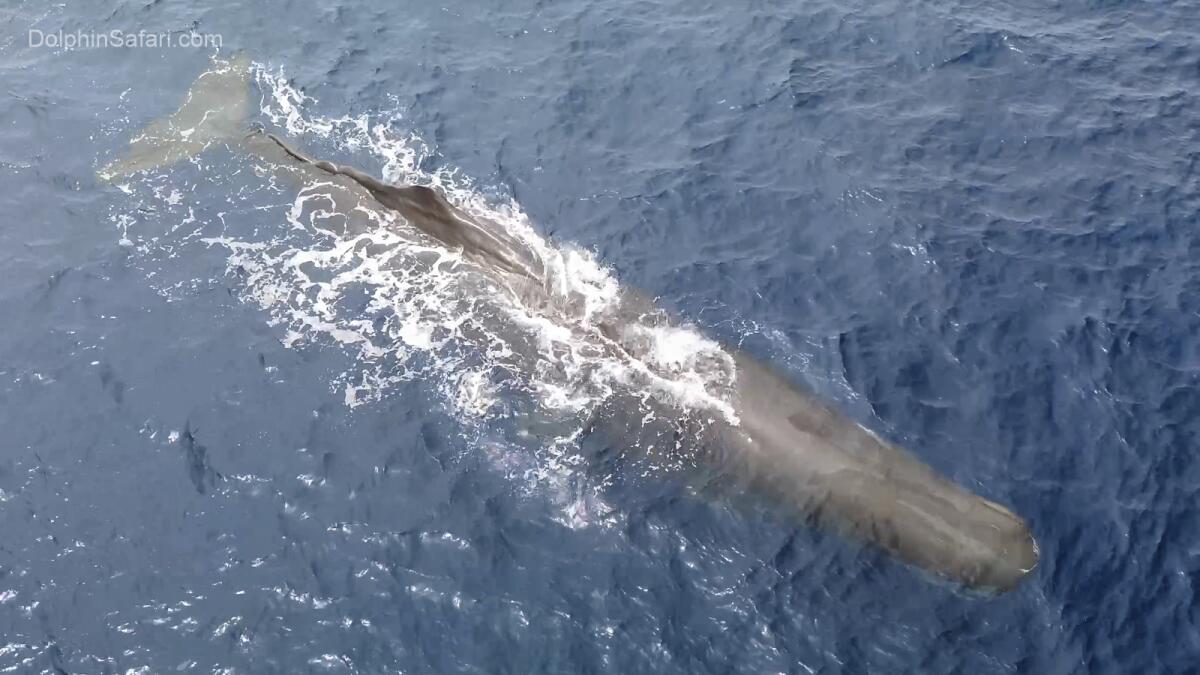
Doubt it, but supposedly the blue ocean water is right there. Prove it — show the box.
[1,0,1198,672]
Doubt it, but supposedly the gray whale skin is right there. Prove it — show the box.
[100,55,1038,593]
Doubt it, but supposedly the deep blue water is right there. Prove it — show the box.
[2,0,1199,673]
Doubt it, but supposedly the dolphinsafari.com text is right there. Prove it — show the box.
[29,29,223,50]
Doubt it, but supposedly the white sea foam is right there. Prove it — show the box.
[108,60,740,523]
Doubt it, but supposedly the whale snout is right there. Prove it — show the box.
[966,499,1039,593]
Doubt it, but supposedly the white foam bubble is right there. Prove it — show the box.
[109,60,744,527]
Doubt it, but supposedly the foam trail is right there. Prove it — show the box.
[106,60,741,524]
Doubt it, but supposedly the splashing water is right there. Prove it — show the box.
[106,60,740,523]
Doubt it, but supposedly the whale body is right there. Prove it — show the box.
[100,56,1038,592]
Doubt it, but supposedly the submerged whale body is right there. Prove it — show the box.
[100,56,1038,593]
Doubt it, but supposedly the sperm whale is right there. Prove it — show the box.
[100,55,1038,592]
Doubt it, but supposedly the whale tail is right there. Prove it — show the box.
[98,54,252,181]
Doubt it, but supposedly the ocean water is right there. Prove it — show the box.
[1,0,1198,673]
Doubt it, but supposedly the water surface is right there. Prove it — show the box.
[1,0,1197,673]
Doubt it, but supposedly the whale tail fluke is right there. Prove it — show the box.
[98,54,252,181]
